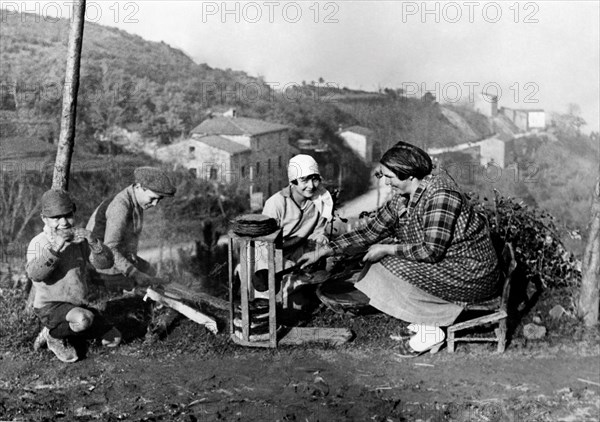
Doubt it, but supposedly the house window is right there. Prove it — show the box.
[241,166,246,178]
[210,167,218,180]
[278,155,282,169]
[268,158,271,173]
[256,162,260,176]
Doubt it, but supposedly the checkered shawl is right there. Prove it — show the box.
[331,175,500,304]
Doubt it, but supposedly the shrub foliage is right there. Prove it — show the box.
[478,190,581,289]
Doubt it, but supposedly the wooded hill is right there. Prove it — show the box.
[1,11,598,232]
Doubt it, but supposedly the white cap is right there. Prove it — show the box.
[287,154,320,182]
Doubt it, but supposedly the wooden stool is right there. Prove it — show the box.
[446,243,517,353]
[228,229,282,348]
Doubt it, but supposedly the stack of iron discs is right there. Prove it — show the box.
[232,214,279,237]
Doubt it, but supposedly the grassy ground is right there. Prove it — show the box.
[1,251,598,421]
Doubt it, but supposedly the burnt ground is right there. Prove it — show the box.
[1,288,599,422]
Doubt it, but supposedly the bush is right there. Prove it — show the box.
[476,190,581,289]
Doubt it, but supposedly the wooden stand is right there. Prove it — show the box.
[228,229,282,348]
[446,243,516,353]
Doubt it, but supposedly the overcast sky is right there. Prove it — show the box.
[11,1,600,133]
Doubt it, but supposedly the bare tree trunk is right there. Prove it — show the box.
[578,179,600,326]
[51,0,86,190]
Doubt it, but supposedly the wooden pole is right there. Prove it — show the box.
[27,0,86,313]
[577,135,600,326]
[52,0,86,190]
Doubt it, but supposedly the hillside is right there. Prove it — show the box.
[2,11,598,234]
[0,12,270,148]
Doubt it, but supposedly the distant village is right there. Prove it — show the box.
[1,92,548,209]
[150,93,547,208]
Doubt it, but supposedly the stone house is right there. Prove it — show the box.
[427,133,515,169]
[473,92,499,117]
[338,125,374,163]
[157,115,290,201]
[499,107,546,132]
[478,134,515,168]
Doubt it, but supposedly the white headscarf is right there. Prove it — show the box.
[287,154,320,182]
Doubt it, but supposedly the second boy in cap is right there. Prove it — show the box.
[86,167,176,290]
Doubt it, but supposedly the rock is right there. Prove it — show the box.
[523,323,546,340]
[549,305,566,320]
[312,375,329,397]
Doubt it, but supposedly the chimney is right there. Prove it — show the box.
[491,95,498,117]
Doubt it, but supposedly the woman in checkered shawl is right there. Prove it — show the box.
[299,141,500,354]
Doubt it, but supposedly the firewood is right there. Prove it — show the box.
[144,287,218,334]
[163,282,229,311]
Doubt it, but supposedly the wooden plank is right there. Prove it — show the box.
[451,337,499,342]
[163,282,229,311]
[144,287,218,334]
[448,311,507,332]
[279,327,353,346]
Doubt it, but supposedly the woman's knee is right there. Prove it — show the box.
[66,307,95,332]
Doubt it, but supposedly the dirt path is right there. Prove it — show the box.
[1,342,598,421]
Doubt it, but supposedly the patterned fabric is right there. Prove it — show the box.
[331,174,499,304]
[355,262,463,325]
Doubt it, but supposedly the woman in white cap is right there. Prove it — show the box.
[252,154,333,301]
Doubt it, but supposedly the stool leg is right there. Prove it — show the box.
[447,330,455,353]
[228,237,235,337]
[239,241,251,341]
[267,243,277,347]
[496,319,507,353]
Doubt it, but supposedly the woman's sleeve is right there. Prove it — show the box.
[308,190,334,241]
[396,189,461,262]
[262,195,283,223]
[330,194,405,252]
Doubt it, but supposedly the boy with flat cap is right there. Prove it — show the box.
[86,166,176,290]
[27,189,120,363]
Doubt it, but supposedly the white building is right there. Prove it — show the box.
[338,125,374,163]
[500,108,546,132]
[473,92,498,117]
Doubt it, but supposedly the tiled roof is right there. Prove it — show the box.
[194,135,250,155]
[340,125,374,136]
[191,117,289,136]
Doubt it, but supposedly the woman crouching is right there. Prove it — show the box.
[299,141,500,356]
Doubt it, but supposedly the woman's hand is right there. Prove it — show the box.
[363,244,397,263]
[298,244,334,269]
[308,233,330,245]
